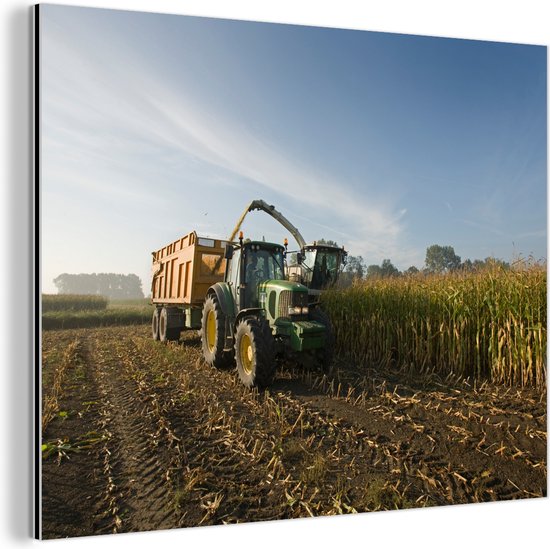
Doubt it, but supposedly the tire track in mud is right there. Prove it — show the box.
[106,334,293,525]
[138,345,296,522]
[90,334,186,534]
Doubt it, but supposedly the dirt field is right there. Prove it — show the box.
[41,325,547,539]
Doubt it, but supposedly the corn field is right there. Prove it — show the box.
[42,294,108,312]
[322,265,547,389]
[41,295,151,330]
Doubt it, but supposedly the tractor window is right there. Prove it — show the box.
[305,249,340,290]
[302,250,317,286]
[243,247,285,307]
[244,248,285,283]
[225,248,241,289]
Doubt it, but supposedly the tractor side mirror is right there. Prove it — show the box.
[224,245,234,260]
[296,252,303,264]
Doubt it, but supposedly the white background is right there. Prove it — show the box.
[1,0,548,547]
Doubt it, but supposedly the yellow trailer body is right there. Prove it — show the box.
[151,231,227,306]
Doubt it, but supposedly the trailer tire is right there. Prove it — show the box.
[234,316,276,388]
[201,294,232,369]
[310,307,335,374]
[152,307,161,340]
[159,307,181,342]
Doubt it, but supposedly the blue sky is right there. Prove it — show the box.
[40,4,547,294]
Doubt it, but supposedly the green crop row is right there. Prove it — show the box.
[322,265,547,389]
[42,308,151,330]
[42,294,108,312]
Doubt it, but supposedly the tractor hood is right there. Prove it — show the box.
[258,279,308,294]
[258,279,309,322]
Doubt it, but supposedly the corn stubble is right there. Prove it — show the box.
[322,265,546,389]
[41,325,546,537]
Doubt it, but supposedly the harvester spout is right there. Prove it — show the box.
[227,199,307,249]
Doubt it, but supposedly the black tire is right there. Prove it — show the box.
[152,307,160,341]
[234,316,276,388]
[159,307,182,342]
[201,294,233,369]
[310,307,335,374]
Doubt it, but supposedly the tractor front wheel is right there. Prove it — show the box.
[234,316,276,388]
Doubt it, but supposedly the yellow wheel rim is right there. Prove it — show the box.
[239,333,254,375]
[206,309,216,353]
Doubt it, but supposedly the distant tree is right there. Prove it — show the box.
[404,265,420,276]
[52,273,69,293]
[53,273,144,299]
[366,259,400,278]
[317,238,339,247]
[366,264,383,278]
[425,245,461,273]
[482,257,510,270]
[381,259,400,277]
[337,255,365,286]
[345,255,365,279]
[461,257,510,272]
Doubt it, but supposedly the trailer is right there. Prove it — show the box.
[150,231,228,341]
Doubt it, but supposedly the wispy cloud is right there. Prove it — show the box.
[514,229,546,240]
[461,218,506,237]
[42,13,422,272]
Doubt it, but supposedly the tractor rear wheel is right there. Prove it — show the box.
[310,307,335,374]
[201,294,233,369]
[234,316,276,388]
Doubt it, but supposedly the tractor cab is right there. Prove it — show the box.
[224,238,286,309]
[299,244,348,291]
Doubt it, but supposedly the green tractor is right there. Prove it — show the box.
[201,235,334,388]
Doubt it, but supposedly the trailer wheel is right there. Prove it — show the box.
[310,307,335,374]
[152,307,160,340]
[234,316,276,388]
[201,294,232,369]
[159,307,181,342]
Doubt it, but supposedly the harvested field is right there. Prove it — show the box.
[41,325,547,539]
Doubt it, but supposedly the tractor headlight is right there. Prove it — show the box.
[288,306,308,316]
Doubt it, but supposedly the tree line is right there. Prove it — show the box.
[52,243,513,297]
[53,273,144,299]
[315,241,511,285]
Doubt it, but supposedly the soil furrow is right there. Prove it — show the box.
[40,325,547,538]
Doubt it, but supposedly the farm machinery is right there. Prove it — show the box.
[228,199,348,294]
[150,228,334,388]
